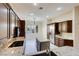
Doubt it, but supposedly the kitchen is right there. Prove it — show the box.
[0,3,79,56]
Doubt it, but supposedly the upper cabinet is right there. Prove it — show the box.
[19,20,25,37]
[59,23,62,33]
[58,20,72,33]
[55,23,60,34]
[63,20,72,33]
[66,20,72,33]
[62,22,67,32]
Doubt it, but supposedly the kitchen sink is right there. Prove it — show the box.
[9,41,24,47]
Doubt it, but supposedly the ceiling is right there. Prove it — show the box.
[10,3,79,21]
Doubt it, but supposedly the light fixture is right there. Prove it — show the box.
[57,7,62,11]
[34,3,37,6]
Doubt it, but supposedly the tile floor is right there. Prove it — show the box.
[24,39,37,55]
[50,43,58,50]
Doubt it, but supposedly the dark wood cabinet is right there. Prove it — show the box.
[64,40,73,46]
[58,20,72,33]
[13,17,25,37]
[55,37,73,47]
[67,21,72,33]
[19,20,25,37]
[55,23,60,34]
[55,38,64,47]
[54,20,72,47]
[55,20,72,35]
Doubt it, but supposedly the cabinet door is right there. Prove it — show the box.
[55,38,64,47]
[67,21,72,33]
[59,38,64,47]
[64,40,73,46]
[62,22,67,32]
[55,23,60,34]
[59,23,62,32]
[19,20,25,37]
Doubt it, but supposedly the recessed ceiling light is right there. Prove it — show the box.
[34,3,37,6]
[57,7,63,11]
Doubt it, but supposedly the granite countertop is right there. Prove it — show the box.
[51,46,79,56]
[15,37,25,41]
[0,37,25,56]
[4,37,25,48]
[38,39,50,42]
[55,33,73,40]
[0,47,23,56]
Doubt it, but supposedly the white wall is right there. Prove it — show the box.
[73,6,79,47]
[25,20,47,41]
[42,20,47,40]
[47,10,73,24]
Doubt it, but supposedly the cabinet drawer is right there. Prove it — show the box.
[55,38,64,47]
[64,40,73,46]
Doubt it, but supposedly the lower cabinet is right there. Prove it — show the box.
[40,41,50,51]
[55,37,73,47]
[36,39,50,51]
[64,40,73,46]
[55,38,64,47]
[36,39,40,51]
